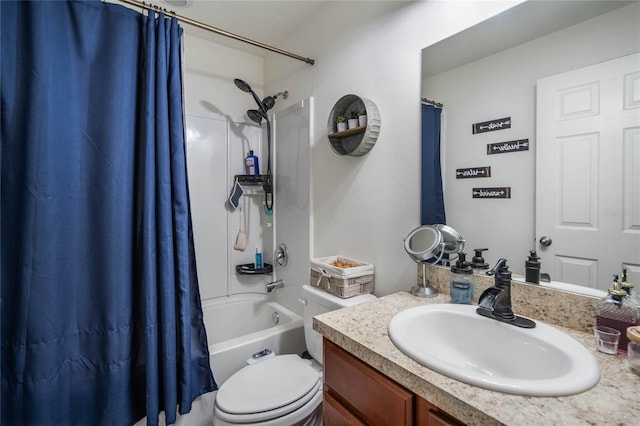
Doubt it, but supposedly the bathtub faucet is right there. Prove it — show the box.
[266,279,284,293]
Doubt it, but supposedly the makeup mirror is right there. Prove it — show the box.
[404,224,465,297]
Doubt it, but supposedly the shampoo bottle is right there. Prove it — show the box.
[450,252,474,304]
[245,150,260,176]
[596,275,640,354]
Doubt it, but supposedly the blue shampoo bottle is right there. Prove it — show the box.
[245,150,260,175]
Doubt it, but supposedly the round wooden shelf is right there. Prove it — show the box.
[327,94,380,156]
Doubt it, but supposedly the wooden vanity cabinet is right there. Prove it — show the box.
[323,338,465,426]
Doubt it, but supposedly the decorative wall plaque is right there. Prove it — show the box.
[472,117,511,134]
[487,139,529,155]
[456,166,491,179]
[472,187,511,199]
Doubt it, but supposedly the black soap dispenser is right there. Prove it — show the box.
[470,248,489,271]
[525,250,541,284]
[450,252,474,304]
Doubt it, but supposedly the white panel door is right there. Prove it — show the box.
[272,98,312,314]
[536,53,640,290]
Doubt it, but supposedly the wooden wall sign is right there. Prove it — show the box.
[487,139,529,155]
[456,166,491,179]
[473,187,511,199]
[472,117,511,134]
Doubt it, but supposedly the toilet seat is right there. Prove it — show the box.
[214,354,322,424]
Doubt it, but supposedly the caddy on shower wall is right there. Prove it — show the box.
[233,78,288,214]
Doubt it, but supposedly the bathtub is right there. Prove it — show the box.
[202,293,306,385]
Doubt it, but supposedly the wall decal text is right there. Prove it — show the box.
[456,166,491,179]
[487,139,529,155]
[473,187,511,199]
[472,117,511,134]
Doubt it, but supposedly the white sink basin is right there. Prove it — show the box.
[388,304,600,396]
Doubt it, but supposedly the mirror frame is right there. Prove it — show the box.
[420,1,637,296]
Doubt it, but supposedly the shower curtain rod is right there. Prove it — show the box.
[421,97,443,108]
[114,0,315,65]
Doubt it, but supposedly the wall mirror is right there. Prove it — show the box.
[421,1,639,295]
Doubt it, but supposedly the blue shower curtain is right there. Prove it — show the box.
[421,103,446,225]
[1,1,216,425]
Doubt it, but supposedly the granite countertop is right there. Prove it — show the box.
[314,291,639,426]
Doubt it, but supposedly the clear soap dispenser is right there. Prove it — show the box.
[596,275,640,354]
[450,252,474,304]
[620,269,640,309]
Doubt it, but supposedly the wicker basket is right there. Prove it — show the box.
[310,256,374,298]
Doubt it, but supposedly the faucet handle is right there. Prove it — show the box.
[486,258,511,288]
[486,258,509,276]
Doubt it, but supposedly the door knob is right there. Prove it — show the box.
[539,236,552,247]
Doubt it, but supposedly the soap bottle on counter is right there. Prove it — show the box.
[470,248,489,273]
[620,269,640,309]
[450,252,474,304]
[524,250,541,284]
[596,275,640,354]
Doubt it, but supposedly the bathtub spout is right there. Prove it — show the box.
[266,279,285,293]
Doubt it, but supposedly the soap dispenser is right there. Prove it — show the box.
[596,275,640,354]
[620,269,640,309]
[450,252,474,304]
[524,250,541,284]
[470,248,489,272]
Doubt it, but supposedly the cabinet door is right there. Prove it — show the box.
[323,390,367,426]
[416,396,465,426]
[323,339,414,426]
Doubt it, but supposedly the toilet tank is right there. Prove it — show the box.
[302,284,376,364]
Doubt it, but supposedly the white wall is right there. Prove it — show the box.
[422,3,640,275]
[263,1,520,296]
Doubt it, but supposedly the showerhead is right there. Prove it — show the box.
[234,78,265,113]
[247,109,265,124]
[234,78,253,93]
[261,91,289,111]
[234,77,289,123]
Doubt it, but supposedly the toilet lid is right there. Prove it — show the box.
[215,354,321,416]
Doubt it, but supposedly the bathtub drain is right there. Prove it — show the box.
[272,311,280,325]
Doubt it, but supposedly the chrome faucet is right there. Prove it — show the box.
[476,259,536,328]
[266,279,284,293]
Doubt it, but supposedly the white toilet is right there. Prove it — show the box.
[212,284,376,425]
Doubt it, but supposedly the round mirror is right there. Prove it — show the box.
[435,224,465,254]
[404,225,443,263]
[404,224,465,298]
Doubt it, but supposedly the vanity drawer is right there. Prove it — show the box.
[323,339,414,426]
[322,389,367,425]
[416,397,465,426]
